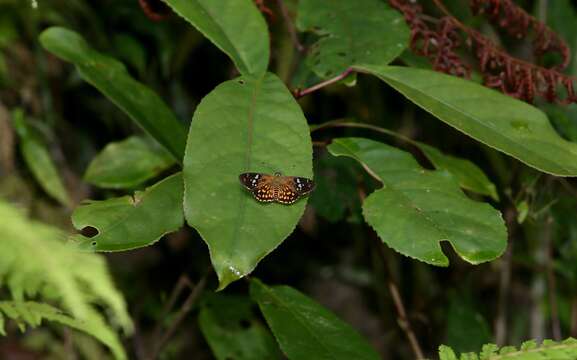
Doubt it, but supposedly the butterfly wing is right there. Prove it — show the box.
[276,176,315,204]
[253,182,276,202]
[239,173,264,190]
[239,173,275,202]
[292,177,315,195]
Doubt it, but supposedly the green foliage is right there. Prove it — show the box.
[71,173,184,251]
[163,0,270,77]
[329,137,506,265]
[5,0,577,358]
[356,65,577,176]
[250,279,380,360]
[439,338,577,360]
[11,109,71,207]
[308,152,362,223]
[39,27,186,160]
[199,293,282,360]
[416,142,499,201]
[0,200,131,359]
[183,74,313,289]
[0,301,121,359]
[296,0,409,78]
[445,292,492,354]
[84,136,175,189]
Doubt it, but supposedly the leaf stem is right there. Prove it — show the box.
[545,214,562,340]
[294,68,353,98]
[276,0,304,53]
[495,207,515,345]
[147,274,207,360]
[150,274,193,343]
[362,186,424,359]
[369,232,424,359]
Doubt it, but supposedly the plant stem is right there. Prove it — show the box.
[294,68,353,98]
[545,215,562,340]
[276,0,304,52]
[366,218,424,359]
[150,274,193,345]
[147,274,207,360]
[495,206,516,345]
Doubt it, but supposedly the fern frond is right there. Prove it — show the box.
[0,301,123,358]
[439,338,577,360]
[0,200,132,359]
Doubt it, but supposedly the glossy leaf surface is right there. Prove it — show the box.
[417,142,499,201]
[72,173,184,251]
[183,74,312,289]
[164,0,269,77]
[84,136,175,189]
[39,27,186,160]
[328,137,507,266]
[297,0,409,78]
[250,279,380,360]
[199,293,282,360]
[356,65,577,176]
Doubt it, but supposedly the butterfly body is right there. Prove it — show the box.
[239,172,315,204]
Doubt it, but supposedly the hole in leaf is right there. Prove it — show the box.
[238,80,245,85]
[91,241,97,247]
[239,319,251,329]
[337,52,347,57]
[81,226,99,238]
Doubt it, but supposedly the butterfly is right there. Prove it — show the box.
[239,172,315,204]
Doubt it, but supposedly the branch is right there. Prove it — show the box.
[276,0,304,52]
[370,233,424,359]
[147,274,207,360]
[293,68,353,98]
[495,206,515,345]
[362,182,424,359]
[545,215,562,340]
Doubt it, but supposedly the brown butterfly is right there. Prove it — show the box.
[239,172,315,204]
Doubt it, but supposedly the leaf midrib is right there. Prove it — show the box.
[227,76,265,266]
[375,68,574,174]
[258,285,336,359]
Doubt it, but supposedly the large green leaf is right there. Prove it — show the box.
[183,74,313,289]
[163,0,269,77]
[445,292,491,354]
[328,137,506,266]
[250,279,380,360]
[11,109,71,207]
[416,142,499,201]
[84,136,175,189]
[39,27,186,161]
[297,0,409,78]
[71,173,184,251]
[199,293,282,360]
[356,65,577,176]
